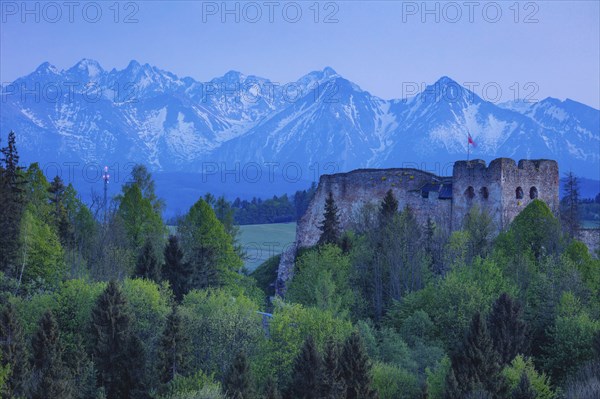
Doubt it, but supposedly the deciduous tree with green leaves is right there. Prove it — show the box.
[179,199,242,289]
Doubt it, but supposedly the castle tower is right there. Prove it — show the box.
[451,158,559,231]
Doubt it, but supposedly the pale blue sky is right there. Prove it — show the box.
[1,1,599,107]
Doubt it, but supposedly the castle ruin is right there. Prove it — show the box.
[277,158,561,291]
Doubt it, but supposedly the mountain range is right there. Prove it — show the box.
[1,59,599,186]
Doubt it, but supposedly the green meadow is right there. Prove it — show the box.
[238,222,297,271]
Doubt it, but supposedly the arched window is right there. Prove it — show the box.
[480,187,489,199]
[516,187,524,199]
[530,187,538,199]
[465,186,475,200]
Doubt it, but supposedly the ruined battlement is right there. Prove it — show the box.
[451,158,559,229]
[296,167,453,250]
[276,158,561,293]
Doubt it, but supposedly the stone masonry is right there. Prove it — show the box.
[276,158,561,294]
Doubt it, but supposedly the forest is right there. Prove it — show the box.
[1,130,599,399]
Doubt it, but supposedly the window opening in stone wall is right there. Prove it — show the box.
[480,187,489,199]
[516,187,524,199]
[530,186,538,199]
[465,186,475,199]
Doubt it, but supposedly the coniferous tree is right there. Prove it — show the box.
[443,367,461,399]
[288,335,322,399]
[561,171,580,238]
[451,312,505,398]
[264,377,281,399]
[91,280,142,399]
[162,235,192,301]
[380,189,398,222]
[0,131,26,276]
[0,302,28,398]
[223,350,253,399]
[158,306,191,385]
[488,293,528,366]
[75,359,104,399]
[593,330,600,357]
[318,192,341,246]
[339,332,376,399]
[134,239,161,281]
[320,340,345,399]
[511,372,536,399]
[123,335,147,399]
[29,311,73,399]
[48,175,74,247]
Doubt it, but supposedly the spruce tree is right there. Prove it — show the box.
[29,310,73,399]
[443,367,461,399]
[560,171,580,238]
[0,302,28,398]
[380,189,398,222]
[488,293,527,366]
[318,192,341,246]
[134,239,161,281]
[593,330,600,357]
[162,235,192,301]
[451,312,505,398]
[123,335,147,399]
[511,372,536,399]
[340,332,376,399]
[320,340,345,399]
[288,335,322,399]
[48,175,74,247]
[0,131,26,276]
[223,350,253,399]
[91,280,142,399]
[158,306,191,384]
[264,377,281,399]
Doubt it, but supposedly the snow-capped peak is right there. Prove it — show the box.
[68,58,104,79]
[34,62,60,75]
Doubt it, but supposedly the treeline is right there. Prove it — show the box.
[1,129,600,399]
[559,171,600,230]
[230,183,316,225]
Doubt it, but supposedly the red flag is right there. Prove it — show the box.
[468,133,476,147]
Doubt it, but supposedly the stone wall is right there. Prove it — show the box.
[296,168,452,248]
[577,229,600,258]
[451,158,559,229]
[277,158,562,293]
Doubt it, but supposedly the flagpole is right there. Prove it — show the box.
[467,132,470,162]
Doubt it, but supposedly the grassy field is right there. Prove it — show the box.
[239,222,297,271]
